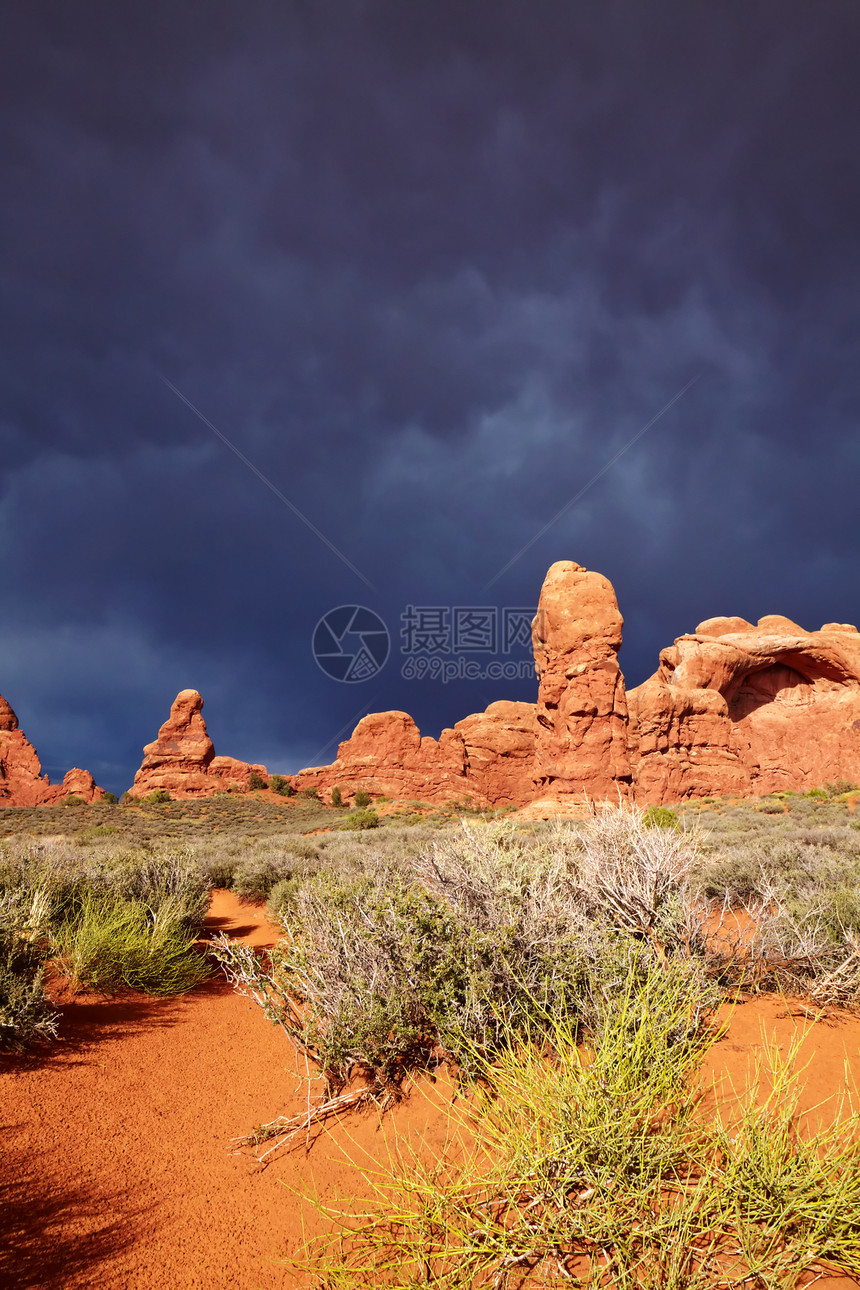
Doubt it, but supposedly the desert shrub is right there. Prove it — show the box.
[297,977,860,1289]
[142,789,171,805]
[341,809,379,831]
[0,842,210,940]
[101,792,119,805]
[54,892,210,996]
[641,805,680,830]
[266,877,301,928]
[269,775,295,797]
[575,803,701,954]
[62,795,86,807]
[74,824,119,845]
[282,836,321,861]
[330,785,343,808]
[0,892,59,1050]
[695,847,765,903]
[826,779,860,797]
[216,812,710,1101]
[299,787,321,802]
[247,770,268,791]
[353,790,372,808]
[231,849,320,902]
[98,849,210,930]
[805,787,829,800]
[691,823,860,1001]
[200,854,237,889]
[0,934,58,1050]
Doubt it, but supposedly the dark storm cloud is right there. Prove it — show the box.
[1,1,859,790]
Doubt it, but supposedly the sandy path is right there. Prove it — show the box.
[3,892,860,1288]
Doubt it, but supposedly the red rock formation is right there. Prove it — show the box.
[129,689,268,798]
[294,700,540,807]
[628,616,860,803]
[124,568,860,810]
[0,694,105,805]
[455,701,540,804]
[530,560,632,803]
[60,768,104,802]
[208,755,271,790]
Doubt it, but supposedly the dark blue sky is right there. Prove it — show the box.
[2,1,859,793]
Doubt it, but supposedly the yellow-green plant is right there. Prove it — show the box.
[54,893,209,996]
[293,969,860,1288]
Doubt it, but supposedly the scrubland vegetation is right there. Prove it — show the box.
[4,785,860,1283]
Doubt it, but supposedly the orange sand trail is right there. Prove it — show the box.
[3,891,860,1288]
[0,892,452,1289]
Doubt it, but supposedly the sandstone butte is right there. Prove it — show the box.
[0,694,105,806]
[4,559,860,810]
[126,688,269,799]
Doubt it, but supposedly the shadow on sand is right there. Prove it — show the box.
[0,1139,152,1289]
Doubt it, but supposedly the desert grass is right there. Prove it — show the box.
[292,971,860,1288]
[52,892,210,996]
[0,842,213,1042]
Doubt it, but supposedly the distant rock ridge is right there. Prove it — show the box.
[6,560,860,809]
[293,560,860,808]
[128,689,269,799]
[293,700,541,807]
[0,694,105,806]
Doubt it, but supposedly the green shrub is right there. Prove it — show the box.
[640,805,680,830]
[825,779,860,797]
[266,877,301,927]
[101,792,119,805]
[202,856,237,889]
[62,795,86,807]
[142,788,172,805]
[247,770,268,791]
[299,787,321,802]
[73,824,119,846]
[330,786,343,808]
[805,787,829,800]
[54,893,210,996]
[353,790,372,809]
[269,775,296,797]
[100,850,210,929]
[232,854,306,902]
[341,809,379,831]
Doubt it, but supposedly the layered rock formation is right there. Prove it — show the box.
[129,689,269,798]
[15,559,852,811]
[293,562,860,808]
[628,615,860,802]
[531,560,632,804]
[293,700,540,806]
[0,694,105,805]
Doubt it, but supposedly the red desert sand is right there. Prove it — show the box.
[3,891,860,1289]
